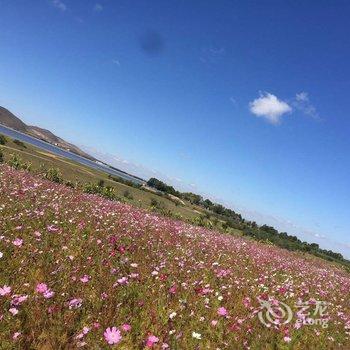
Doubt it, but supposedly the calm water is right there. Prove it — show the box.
[0,124,144,185]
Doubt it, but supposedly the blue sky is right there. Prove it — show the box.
[0,0,349,256]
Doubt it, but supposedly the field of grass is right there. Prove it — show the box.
[1,164,350,349]
[0,137,206,223]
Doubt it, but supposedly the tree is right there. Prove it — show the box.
[0,135,7,145]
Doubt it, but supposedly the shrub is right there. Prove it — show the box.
[0,149,3,163]
[123,190,133,200]
[65,180,75,188]
[0,134,7,145]
[7,154,31,171]
[13,139,26,148]
[150,198,159,207]
[45,168,63,184]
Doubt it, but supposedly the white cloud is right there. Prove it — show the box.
[294,92,320,120]
[94,3,103,12]
[249,92,292,124]
[296,92,309,102]
[52,0,67,11]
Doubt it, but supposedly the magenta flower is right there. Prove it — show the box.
[12,238,23,247]
[243,297,251,308]
[47,225,59,233]
[11,295,28,306]
[43,290,55,299]
[146,335,159,348]
[121,324,131,332]
[217,307,228,317]
[0,285,11,296]
[117,276,128,285]
[12,332,21,340]
[104,327,122,345]
[36,283,48,294]
[68,298,83,309]
[80,275,90,283]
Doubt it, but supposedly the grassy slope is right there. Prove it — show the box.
[0,165,349,349]
[0,137,208,222]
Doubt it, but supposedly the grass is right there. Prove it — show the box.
[0,137,207,223]
[0,165,350,349]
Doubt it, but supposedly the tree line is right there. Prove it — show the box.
[147,178,348,266]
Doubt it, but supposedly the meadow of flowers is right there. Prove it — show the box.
[0,164,350,349]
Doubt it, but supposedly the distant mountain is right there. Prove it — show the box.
[0,106,96,161]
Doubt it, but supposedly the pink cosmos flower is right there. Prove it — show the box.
[68,298,83,309]
[243,297,251,308]
[104,327,122,345]
[80,275,90,283]
[217,307,228,317]
[121,324,131,332]
[12,238,23,247]
[47,225,59,233]
[117,277,128,285]
[0,285,11,296]
[43,290,55,299]
[11,295,28,306]
[36,283,48,294]
[12,332,21,340]
[9,308,18,316]
[76,327,90,340]
[284,336,292,343]
[211,320,218,326]
[169,285,177,294]
[146,335,159,348]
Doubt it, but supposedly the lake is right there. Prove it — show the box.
[0,124,145,185]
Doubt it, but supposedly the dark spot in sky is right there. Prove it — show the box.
[139,31,164,56]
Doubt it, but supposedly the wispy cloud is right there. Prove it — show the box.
[94,3,103,12]
[229,97,238,106]
[249,92,292,124]
[293,92,321,120]
[200,46,225,64]
[52,0,67,12]
[112,59,120,66]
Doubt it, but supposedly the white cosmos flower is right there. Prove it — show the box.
[192,332,202,339]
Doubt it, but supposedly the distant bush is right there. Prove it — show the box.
[150,198,165,210]
[7,154,31,171]
[0,149,3,163]
[123,190,133,200]
[108,174,142,189]
[65,180,75,188]
[83,182,124,203]
[45,168,63,184]
[13,139,26,148]
[0,135,7,145]
[173,212,183,220]
[150,198,159,207]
